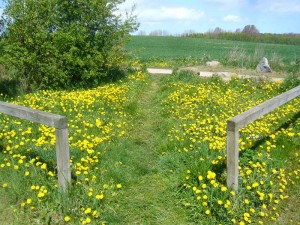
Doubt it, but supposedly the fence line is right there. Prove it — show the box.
[226,85,300,192]
[0,101,71,192]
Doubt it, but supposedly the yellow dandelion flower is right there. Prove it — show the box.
[207,171,216,179]
[48,171,54,177]
[84,208,92,214]
[64,216,71,222]
[86,217,91,224]
[96,194,104,200]
[221,186,227,192]
[41,163,47,170]
[37,192,45,198]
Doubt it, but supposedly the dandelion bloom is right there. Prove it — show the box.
[205,209,210,215]
[64,216,71,222]
[207,171,216,179]
[221,186,227,192]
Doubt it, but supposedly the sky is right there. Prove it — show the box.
[118,0,300,35]
[0,0,300,35]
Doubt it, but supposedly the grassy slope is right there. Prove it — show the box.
[126,36,300,63]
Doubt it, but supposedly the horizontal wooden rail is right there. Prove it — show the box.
[227,85,300,192]
[0,101,71,192]
[0,101,68,129]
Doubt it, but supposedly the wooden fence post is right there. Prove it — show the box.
[56,128,71,192]
[226,121,239,193]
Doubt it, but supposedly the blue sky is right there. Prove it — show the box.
[1,0,300,35]
[119,0,300,34]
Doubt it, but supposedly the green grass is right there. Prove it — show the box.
[126,36,300,70]
[0,69,299,224]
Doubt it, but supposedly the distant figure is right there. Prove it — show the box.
[256,57,272,73]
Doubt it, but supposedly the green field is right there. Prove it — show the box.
[126,36,300,68]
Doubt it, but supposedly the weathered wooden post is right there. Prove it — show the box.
[0,101,71,192]
[56,128,71,192]
[226,120,239,192]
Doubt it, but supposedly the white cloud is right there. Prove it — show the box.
[118,0,142,11]
[205,0,246,7]
[223,14,241,22]
[255,0,300,13]
[138,7,205,21]
[269,2,300,13]
[204,0,244,4]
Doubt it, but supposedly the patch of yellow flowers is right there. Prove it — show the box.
[0,69,147,224]
[163,77,300,224]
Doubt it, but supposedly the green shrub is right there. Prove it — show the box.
[1,0,138,91]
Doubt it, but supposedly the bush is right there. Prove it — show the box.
[0,0,138,91]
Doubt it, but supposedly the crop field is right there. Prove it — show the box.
[126,36,300,69]
[0,67,299,224]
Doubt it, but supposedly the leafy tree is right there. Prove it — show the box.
[242,25,259,34]
[0,0,138,91]
[213,27,223,34]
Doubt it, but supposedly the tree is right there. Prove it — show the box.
[242,25,259,34]
[213,27,223,34]
[235,28,241,33]
[137,30,147,36]
[1,0,138,91]
[149,29,169,36]
[181,29,195,37]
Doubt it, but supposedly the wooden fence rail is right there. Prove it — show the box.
[0,101,71,192]
[227,85,300,192]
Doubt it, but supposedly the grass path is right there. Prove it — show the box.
[102,74,191,224]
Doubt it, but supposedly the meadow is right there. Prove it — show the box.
[126,36,300,71]
[0,66,299,224]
